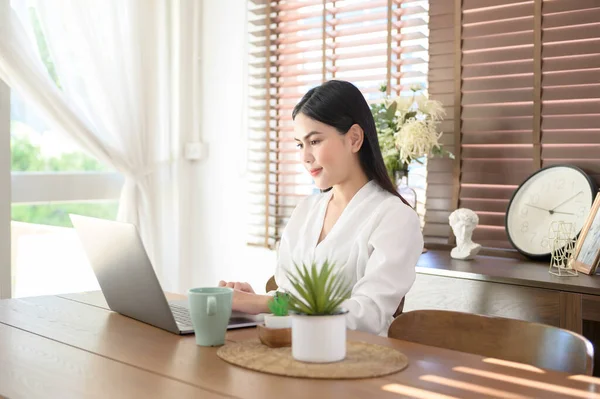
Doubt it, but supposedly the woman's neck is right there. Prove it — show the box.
[330,169,370,208]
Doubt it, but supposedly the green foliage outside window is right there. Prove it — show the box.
[11,203,119,228]
[11,128,118,227]
[10,127,109,172]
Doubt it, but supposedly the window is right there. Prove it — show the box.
[1,4,123,297]
[9,5,121,229]
[247,0,429,248]
[425,0,600,254]
[11,90,120,227]
[7,89,123,298]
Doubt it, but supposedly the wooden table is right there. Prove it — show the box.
[1,292,600,398]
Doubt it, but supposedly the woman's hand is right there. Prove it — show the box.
[218,280,270,314]
[230,290,270,315]
[218,280,255,294]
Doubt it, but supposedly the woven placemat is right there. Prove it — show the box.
[216,340,408,379]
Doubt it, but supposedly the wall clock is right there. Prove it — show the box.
[505,165,598,260]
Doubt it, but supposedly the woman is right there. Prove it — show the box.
[219,80,423,336]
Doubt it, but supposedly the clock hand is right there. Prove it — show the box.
[552,211,575,216]
[525,203,573,215]
[525,203,550,213]
[550,191,583,212]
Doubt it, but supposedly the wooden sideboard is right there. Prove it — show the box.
[407,250,600,374]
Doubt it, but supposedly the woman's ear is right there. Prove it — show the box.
[347,124,364,153]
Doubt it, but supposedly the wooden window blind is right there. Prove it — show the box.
[541,0,600,183]
[425,0,600,253]
[460,0,536,250]
[247,0,430,248]
[422,0,457,245]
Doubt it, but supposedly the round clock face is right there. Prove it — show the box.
[506,165,596,258]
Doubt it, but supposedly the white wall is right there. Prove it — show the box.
[191,0,276,293]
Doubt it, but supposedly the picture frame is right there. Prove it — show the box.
[571,191,600,275]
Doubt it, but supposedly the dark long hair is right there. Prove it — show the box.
[292,80,409,205]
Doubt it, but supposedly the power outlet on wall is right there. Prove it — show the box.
[184,142,208,161]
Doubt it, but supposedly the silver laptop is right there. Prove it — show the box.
[70,214,262,335]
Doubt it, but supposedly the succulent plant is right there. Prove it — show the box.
[286,260,352,315]
[268,291,290,316]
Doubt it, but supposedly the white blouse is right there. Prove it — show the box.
[274,180,424,336]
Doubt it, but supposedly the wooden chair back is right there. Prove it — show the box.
[388,309,594,375]
[265,275,405,318]
[265,276,277,293]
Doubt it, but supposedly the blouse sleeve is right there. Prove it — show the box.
[342,203,423,335]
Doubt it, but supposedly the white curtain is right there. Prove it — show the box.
[0,0,200,292]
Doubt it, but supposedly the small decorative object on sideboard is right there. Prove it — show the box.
[505,165,597,260]
[370,84,453,209]
[286,260,352,363]
[548,221,578,277]
[449,208,481,260]
[570,192,600,275]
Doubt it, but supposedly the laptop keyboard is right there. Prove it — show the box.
[169,303,259,330]
[169,303,193,327]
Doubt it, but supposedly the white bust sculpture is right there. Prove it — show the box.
[449,208,482,260]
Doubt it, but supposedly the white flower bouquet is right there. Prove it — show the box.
[370,84,454,179]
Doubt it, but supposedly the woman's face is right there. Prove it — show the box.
[293,113,356,190]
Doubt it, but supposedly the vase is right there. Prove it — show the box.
[291,311,347,363]
[395,169,417,209]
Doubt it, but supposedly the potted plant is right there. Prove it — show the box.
[286,260,352,363]
[370,84,453,208]
[264,291,291,328]
[258,292,292,348]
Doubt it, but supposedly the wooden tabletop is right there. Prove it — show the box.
[418,250,600,296]
[1,291,600,398]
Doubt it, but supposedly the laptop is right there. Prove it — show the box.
[70,214,262,335]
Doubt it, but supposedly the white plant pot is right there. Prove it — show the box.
[291,311,347,363]
[264,314,292,329]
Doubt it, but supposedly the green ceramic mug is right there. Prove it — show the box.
[188,287,233,346]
